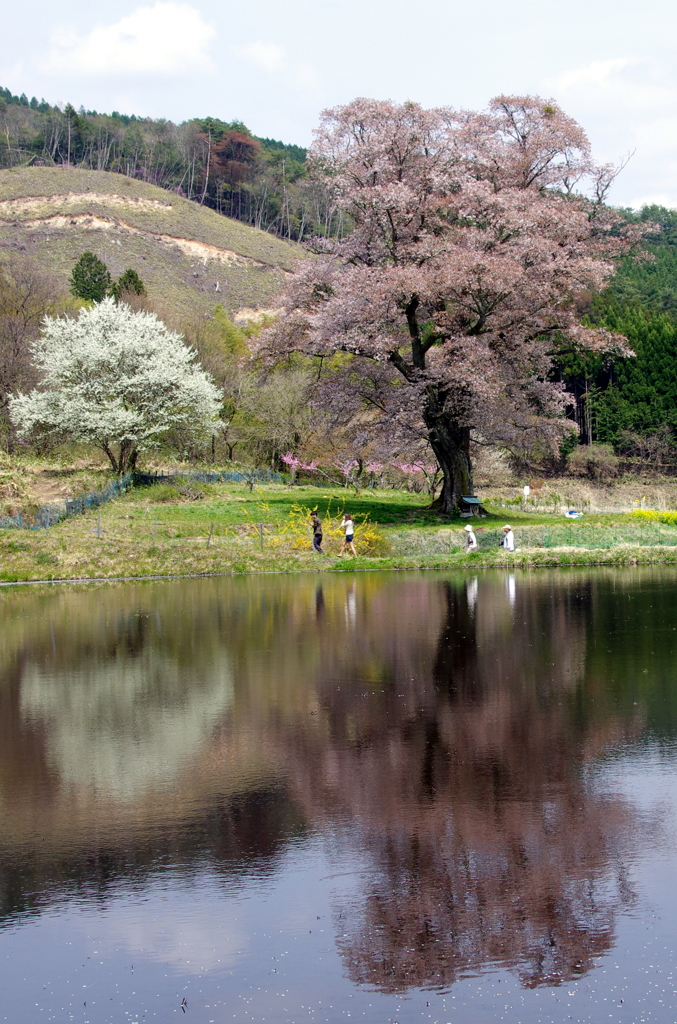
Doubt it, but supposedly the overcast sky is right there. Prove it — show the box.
[2,0,677,208]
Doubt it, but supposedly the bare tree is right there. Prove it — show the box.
[0,258,65,450]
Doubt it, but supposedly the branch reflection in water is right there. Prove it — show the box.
[321,575,642,991]
[0,567,663,996]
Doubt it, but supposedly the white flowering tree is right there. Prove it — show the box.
[10,298,223,473]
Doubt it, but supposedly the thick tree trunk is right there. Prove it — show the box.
[423,388,473,516]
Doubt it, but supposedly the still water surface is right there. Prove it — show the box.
[1,568,677,1023]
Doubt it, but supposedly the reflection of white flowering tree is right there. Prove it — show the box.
[10,298,222,473]
[19,652,235,802]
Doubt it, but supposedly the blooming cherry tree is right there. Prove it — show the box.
[263,96,643,513]
[10,298,222,473]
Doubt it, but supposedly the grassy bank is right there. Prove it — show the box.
[334,546,677,573]
[3,480,677,583]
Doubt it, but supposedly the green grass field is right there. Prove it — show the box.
[1,479,677,584]
[119,481,438,526]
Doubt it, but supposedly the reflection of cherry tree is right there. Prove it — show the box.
[275,575,642,991]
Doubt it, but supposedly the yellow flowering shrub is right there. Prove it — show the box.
[280,501,391,556]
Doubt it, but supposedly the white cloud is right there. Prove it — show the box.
[240,41,286,74]
[553,58,633,104]
[238,40,317,88]
[97,883,249,973]
[550,57,677,118]
[545,56,677,208]
[43,2,215,77]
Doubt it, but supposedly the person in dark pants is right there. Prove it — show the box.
[310,511,324,553]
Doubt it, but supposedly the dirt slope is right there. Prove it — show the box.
[0,167,303,321]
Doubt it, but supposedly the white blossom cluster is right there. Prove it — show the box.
[10,298,222,471]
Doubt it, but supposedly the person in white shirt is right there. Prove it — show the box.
[464,524,478,552]
[339,513,357,557]
[501,525,515,551]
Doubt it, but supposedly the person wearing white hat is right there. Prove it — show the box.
[464,523,478,552]
[501,525,515,551]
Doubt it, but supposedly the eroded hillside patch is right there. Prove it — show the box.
[0,193,172,216]
[15,213,267,267]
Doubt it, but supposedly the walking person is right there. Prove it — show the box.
[464,523,478,552]
[339,513,357,557]
[501,524,515,551]
[310,511,324,554]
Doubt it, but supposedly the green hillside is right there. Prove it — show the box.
[0,166,303,322]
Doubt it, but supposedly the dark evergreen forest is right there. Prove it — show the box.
[554,206,677,462]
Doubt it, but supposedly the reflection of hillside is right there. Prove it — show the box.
[0,570,659,988]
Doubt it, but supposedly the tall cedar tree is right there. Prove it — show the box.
[584,308,677,440]
[263,96,643,513]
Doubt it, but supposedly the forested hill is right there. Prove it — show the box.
[0,86,340,242]
[558,206,677,452]
[607,206,677,316]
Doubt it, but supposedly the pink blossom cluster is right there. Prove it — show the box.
[281,452,318,471]
[393,463,436,476]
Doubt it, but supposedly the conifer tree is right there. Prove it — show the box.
[70,252,112,303]
[111,268,146,301]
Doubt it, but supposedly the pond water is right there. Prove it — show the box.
[1,568,677,1024]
